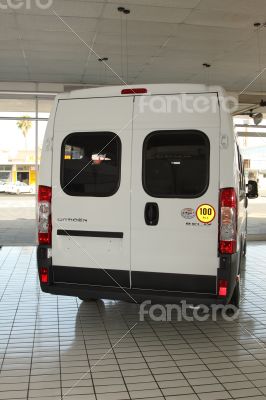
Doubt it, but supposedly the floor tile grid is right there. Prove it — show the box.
[123,306,234,371]
[2,251,38,364]
[83,244,266,396]
[118,244,266,396]
[71,297,97,399]
[25,286,43,400]
[234,247,266,352]
[0,248,34,373]
[95,303,140,400]
[1,245,266,400]
[129,315,266,399]
[0,247,12,272]
[153,321,232,399]
[58,297,124,399]
[128,318,202,399]
[214,252,266,396]
[56,296,63,400]
[0,247,15,358]
[86,304,150,399]
[29,293,63,400]
[0,247,23,301]
[240,244,266,320]
[0,248,36,399]
[195,318,265,398]
[205,246,266,397]
[80,303,169,399]
[118,313,169,399]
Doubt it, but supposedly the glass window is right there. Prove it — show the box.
[61,132,121,197]
[0,165,12,171]
[0,172,10,181]
[143,130,210,198]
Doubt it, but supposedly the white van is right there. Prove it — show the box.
[37,84,258,307]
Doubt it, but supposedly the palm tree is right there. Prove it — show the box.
[16,116,32,159]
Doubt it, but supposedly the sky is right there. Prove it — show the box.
[0,112,48,153]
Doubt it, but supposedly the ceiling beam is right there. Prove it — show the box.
[237,131,266,137]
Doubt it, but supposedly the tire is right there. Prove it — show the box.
[78,297,97,302]
[230,279,240,309]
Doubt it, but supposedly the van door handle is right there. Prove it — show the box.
[144,203,159,226]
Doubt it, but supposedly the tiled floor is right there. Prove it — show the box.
[0,244,266,400]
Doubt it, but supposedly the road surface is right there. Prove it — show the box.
[0,193,36,246]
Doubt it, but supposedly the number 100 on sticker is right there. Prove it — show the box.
[196,204,216,223]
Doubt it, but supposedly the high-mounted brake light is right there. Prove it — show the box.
[218,279,228,297]
[38,185,52,245]
[219,188,237,254]
[121,88,147,95]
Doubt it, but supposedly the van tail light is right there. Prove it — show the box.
[219,188,237,254]
[38,186,52,245]
[218,279,228,297]
[40,267,49,284]
[121,88,147,94]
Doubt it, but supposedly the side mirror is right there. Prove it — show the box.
[247,180,258,199]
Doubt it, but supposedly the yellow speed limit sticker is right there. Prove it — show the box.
[196,204,216,223]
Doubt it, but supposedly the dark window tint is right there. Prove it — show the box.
[61,132,121,196]
[143,130,210,198]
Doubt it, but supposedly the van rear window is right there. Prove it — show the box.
[143,130,210,198]
[61,132,121,196]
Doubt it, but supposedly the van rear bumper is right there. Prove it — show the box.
[40,280,227,306]
[37,246,239,306]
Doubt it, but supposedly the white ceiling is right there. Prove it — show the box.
[0,0,266,92]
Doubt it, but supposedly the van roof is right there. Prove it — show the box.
[57,84,225,100]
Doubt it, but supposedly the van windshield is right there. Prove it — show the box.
[61,132,121,196]
[143,130,210,198]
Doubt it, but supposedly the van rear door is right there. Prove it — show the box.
[131,93,220,294]
[52,97,133,289]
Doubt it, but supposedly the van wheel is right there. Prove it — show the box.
[78,297,97,302]
[229,280,240,309]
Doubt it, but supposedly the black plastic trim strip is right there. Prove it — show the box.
[131,271,216,294]
[57,230,123,238]
[51,264,216,294]
[53,265,130,288]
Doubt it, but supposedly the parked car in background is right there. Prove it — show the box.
[0,181,8,192]
[6,181,34,195]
